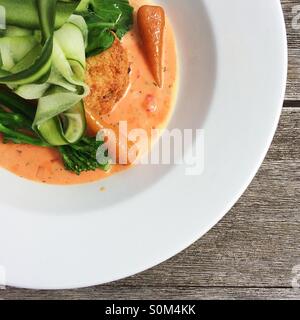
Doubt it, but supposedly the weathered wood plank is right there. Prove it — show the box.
[286,51,300,100]
[0,287,299,300]
[282,0,300,100]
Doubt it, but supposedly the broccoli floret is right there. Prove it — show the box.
[59,136,110,175]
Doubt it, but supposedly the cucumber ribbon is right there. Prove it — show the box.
[0,0,89,145]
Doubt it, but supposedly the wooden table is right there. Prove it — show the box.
[1,0,299,300]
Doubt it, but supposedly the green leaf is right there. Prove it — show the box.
[81,0,134,57]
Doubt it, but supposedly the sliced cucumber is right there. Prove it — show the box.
[15,83,50,100]
[37,116,67,146]
[48,67,78,92]
[10,44,42,73]
[69,59,85,80]
[63,100,86,143]
[37,101,86,146]
[75,0,90,13]
[68,15,88,48]
[0,36,38,71]
[0,0,81,30]
[54,22,86,69]
[4,26,33,37]
[0,36,53,85]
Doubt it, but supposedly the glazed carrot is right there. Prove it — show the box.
[137,5,165,88]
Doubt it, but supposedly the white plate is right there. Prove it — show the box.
[0,0,287,289]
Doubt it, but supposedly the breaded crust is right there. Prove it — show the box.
[84,39,130,116]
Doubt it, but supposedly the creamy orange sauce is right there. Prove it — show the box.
[0,1,178,185]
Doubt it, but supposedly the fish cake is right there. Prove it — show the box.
[84,39,130,116]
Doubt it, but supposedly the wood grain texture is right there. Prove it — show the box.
[0,0,299,300]
[1,287,300,300]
